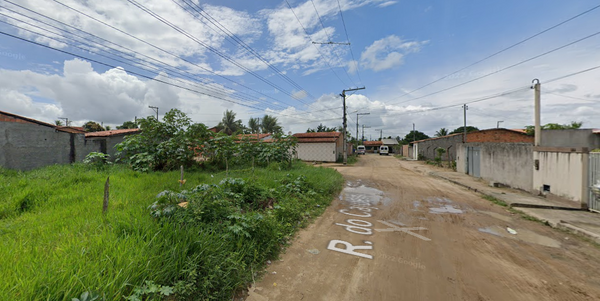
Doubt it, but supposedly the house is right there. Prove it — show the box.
[85,128,141,161]
[363,140,382,153]
[412,128,533,161]
[381,138,400,154]
[293,132,343,162]
[235,133,272,142]
[0,110,94,170]
[532,129,600,209]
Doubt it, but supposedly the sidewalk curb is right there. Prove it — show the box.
[430,172,600,245]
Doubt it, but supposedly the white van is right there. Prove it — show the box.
[356,145,366,155]
[379,146,389,155]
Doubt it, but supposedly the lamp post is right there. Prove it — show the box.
[497,120,504,128]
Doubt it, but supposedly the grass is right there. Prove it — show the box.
[0,161,343,300]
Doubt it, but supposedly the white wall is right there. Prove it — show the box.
[296,143,336,162]
[533,151,588,205]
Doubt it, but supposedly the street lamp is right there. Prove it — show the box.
[497,120,504,128]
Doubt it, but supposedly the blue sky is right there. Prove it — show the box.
[1,0,599,138]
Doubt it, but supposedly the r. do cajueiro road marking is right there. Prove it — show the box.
[327,187,431,259]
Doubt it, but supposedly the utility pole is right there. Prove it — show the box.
[340,87,365,165]
[356,112,370,145]
[412,123,416,142]
[462,104,468,143]
[362,125,370,142]
[379,129,383,141]
[149,105,159,121]
[497,120,504,128]
[532,79,541,146]
[58,117,69,127]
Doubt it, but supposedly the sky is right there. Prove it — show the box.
[1,0,599,139]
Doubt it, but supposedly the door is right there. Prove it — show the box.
[467,147,481,178]
[589,153,600,212]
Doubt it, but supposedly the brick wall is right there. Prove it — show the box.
[467,129,533,143]
[0,114,36,124]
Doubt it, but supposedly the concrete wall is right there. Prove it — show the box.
[414,135,463,160]
[541,129,600,148]
[86,135,129,161]
[1,122,82,170]
[457,143,533,192]
[296,142,336,162]
[533,150,588,205]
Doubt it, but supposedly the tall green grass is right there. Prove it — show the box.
[0,162,343,300]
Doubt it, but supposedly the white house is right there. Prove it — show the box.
[293,132,343,162]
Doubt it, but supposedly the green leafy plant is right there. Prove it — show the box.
[125,281,174,301]
[71,291,103,301]
[83,152,111,170]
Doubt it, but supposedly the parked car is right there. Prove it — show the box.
[356,145,366,155]
[379,146,389,155]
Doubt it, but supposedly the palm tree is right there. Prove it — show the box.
[261,115,282,134]
[248,117,261,134]
[54,120,63,126]
[218,110,240,135]
[435,128,449,137]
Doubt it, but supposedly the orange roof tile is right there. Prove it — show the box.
[85,128,140,137]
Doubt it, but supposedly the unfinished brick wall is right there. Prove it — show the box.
[466,129,533,143]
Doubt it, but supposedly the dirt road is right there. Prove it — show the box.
[247,155,600,301]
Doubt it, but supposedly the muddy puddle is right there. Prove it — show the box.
[478,225,561,248]
[340,182,390,207]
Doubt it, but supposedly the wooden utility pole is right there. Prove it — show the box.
[103,177,109,214]
[356,112,370,145]
[341,87,365,165]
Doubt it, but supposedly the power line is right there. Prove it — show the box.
[545,92,599,102]
[393,29,600,105]
[125,0,309,107]
[44,0,296,108]
[175,0,317,101]
[0,30,274,112]
[284,0,349,88]
[336,0,363,86]
[392,3,600,101]
[0,5,289,111]
[0,16,290,112]
[308,0,357,87]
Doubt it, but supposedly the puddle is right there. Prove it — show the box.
[429,205,463,214]
[340,185,385,207]
[478,211,513,223]
[412,201,421,209]
[425,197,453,204]
[478,226,561,248]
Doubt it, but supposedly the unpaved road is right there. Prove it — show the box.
[247,155,600,301]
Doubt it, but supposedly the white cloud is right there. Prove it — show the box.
[378,1,397,8]
[360,35,427,72]
[0,59,259,127]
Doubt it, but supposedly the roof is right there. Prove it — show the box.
[381,138,399,145]
[411,128,532,144]
[293,131,341,143]
[56,126,87,134]
[0,110,56,128]
[363,140,383,146]
[85,128,141,137]
[235,133,272,140]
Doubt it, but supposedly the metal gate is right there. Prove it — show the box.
[467,146,481,178]
[589,153,600,212]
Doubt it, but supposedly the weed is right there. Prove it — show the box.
[0,162,343,301]
[482,195,508,207]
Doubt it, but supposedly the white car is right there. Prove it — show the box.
[379,146,389,155]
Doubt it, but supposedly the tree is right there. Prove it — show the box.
[450,126,479,135]
[435,128,449,137]
[105,125,112,130]
[117,121,138,129]
[524,121,583,135]
[83,121,105,132]
[55,120,63,126]
[307,123,338,133]
[217,110,245,135]
[261,115,282,134]
[400,130,429,145]
[248,117,261,134]
[115,109,212,171]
